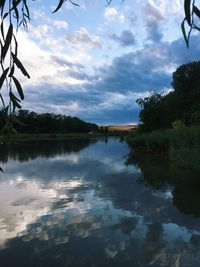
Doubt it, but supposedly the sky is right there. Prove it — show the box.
[14,0,200,124]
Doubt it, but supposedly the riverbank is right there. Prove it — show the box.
[126,125,200,168]
[0,132,129,141]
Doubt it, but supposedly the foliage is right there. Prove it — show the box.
[127,125,200,167]
[136,60,200,132]
[136,91,164,132]
[172,61,200,94]
[182,0,200,48]
[0,109,99,134]
[172,120,186,129]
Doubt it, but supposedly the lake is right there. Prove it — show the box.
[0,137,200,267]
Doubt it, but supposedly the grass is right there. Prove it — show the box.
[126,125,200,168]
[0,131,128,142]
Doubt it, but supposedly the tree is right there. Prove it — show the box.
[137,60,200,132]
[172,61,200,94]
[0,0,200,118]
[136,91,164,131]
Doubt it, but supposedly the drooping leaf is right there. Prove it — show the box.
[0,67,9,89]
[12,53,30,78]
[8,64,15,77]
[23,0,31,21]
[12,76,24,100]
[106,0,112,6]
[53,0,65,13]
[11,115,26,126]
[12,34,18,57]
[2,23,13,61]
[1,20,5,41]
[193,5,200,18]
[181,18,189,48]
[0,167,3,172]
[0,13,8,41]
[184,0,191,25]
[13,5,19,26]
[9,92,21,110]
[0,0,6,16]
[69,1,80,7]
[13,0,22,7]
[0,94,5,107]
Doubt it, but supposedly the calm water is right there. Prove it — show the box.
[0,138,200,267]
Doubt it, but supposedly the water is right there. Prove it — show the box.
[0,138,200,267]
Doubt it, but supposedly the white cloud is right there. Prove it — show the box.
[16,28,90,88]
[148,0,183,16]
[53,20,69,30]
[104,7,118,20]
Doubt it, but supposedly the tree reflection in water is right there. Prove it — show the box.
[0,138,200,267]
[127,151,200,217]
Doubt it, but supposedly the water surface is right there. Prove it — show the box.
[0,138,200,267]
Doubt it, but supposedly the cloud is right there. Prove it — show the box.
[50,56,85,70]
[65,27,101,50]
[143,2,165,42]
[21,32,200,124]
[166,36,200,66]
[7,2,200,125]
[110,30,136,47]
[104,7,118,20]
[149,0,183,15]
[52,20,69,30]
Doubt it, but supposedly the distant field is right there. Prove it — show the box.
[106,125,137,132]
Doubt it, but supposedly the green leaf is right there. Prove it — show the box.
[9,92,21,110]
[0,67,9,89]
[181,19,189,48]
[0,94,5,107]
[53,0,65,13]
[11,115,26,126]
[12,53,30,78]
[193,5,200,18]
[184,0,191,25]
[12,76,24,100]
[0,167,3,172]
[2,23,13,61]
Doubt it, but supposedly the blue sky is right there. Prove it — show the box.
[16,0,200,124]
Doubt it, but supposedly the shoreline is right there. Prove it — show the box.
[0,132,129,141]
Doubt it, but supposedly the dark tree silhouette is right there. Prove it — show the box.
[0,109,99,134]
[137,61,200,132]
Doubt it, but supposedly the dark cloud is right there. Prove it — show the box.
[110,30,136,47]
[51,56,85,70]
[23,34,200,124]
[65,27,101,49]
[167,35,200,65]
[127,12,137,27]
[143,3,165,42]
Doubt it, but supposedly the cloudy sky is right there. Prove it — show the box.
[15,0,200,124]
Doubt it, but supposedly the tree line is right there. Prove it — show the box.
[136,60,200,132]
[0,110,99,134]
